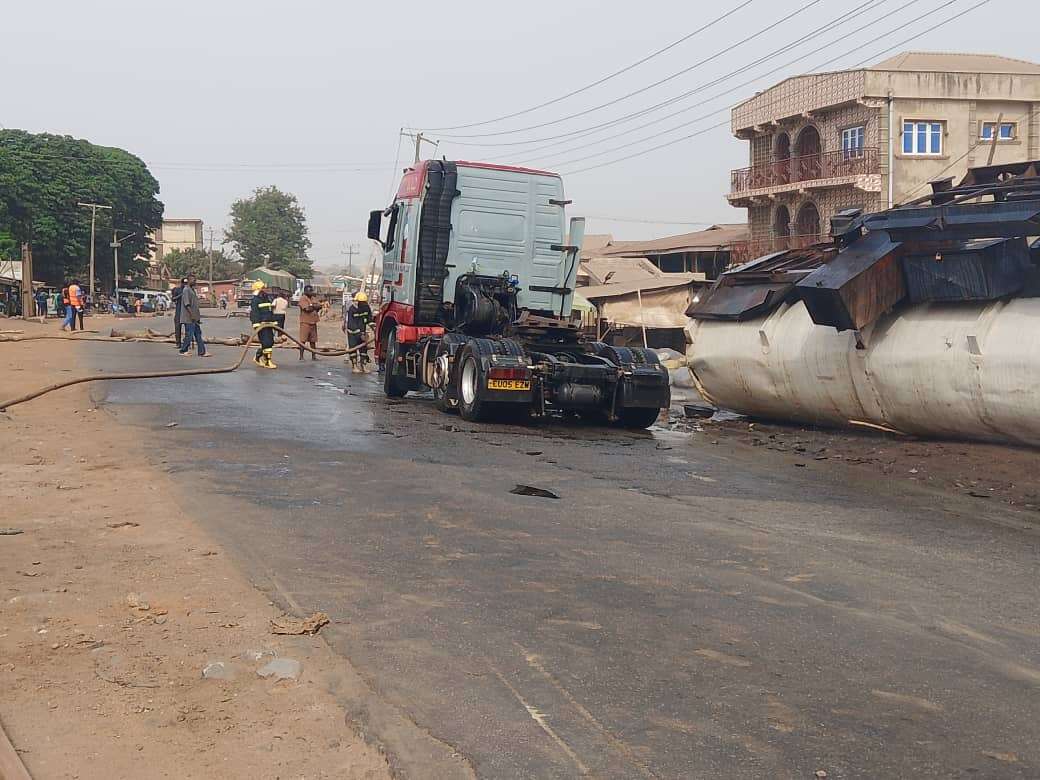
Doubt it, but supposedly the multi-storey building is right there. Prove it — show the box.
[727,52,1040,258]
[153,218,204,261]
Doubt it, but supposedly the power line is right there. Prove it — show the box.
[421,0,757,132]
[522,0,923,171]
[507,0,894,163]
[558,0,989,176]
[386,129,405,203]
[428,0,826,141]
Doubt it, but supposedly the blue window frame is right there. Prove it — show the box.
[980,121,1016,141]
[903,121,943,155]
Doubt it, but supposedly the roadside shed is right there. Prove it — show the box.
[582,273,705,350]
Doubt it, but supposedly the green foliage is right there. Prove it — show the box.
[225,186,312,277]
[0,230,16,262]
[0,129,163,285]
[163,247,243,281]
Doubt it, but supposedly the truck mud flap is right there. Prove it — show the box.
[618,369,671,410]
[415,160,458,325]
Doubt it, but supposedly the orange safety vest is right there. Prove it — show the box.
[68,285,81,307]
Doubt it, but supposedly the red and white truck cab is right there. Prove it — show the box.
[367,159,669,428]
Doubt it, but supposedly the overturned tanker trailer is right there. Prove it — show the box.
[687,160,1040,446]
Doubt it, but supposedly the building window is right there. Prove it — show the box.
[902,121,943,155]
[980,121,1016,141]
[841,126,865,158]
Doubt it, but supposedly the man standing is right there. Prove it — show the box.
[171,277,187,348]
[34,288,48,318]
[297,285,321,360]
[343,291,373,371]
[178,274,208,358]
[249,280,277,369]
[272,291,289,334]
[67,279,84,331]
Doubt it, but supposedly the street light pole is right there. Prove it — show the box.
[78,202,112,302]
[111,230,135,309]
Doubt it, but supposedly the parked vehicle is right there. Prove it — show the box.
[367,160,669,427]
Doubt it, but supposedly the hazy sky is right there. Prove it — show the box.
[3,0,1037,270]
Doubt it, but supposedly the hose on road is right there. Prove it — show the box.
[0,324,376,412]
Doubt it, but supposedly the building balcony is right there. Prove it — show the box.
[728,148,881,206]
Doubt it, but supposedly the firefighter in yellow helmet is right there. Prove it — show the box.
[343,290,373,371]
[249,280,278,369]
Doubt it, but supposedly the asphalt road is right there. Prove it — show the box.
[83,312,1040,779]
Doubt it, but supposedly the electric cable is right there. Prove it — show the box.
[421,0,756,132]
[428,0,827,140]
[557,0,991,175]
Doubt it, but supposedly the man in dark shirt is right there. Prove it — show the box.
[171,278,187,349]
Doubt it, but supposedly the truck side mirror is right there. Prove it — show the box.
[367,210,383,244]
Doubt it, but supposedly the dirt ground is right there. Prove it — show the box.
[671,409,1040,518]
[0,317,390,779]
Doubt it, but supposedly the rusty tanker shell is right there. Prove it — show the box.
[685,298,1040,446]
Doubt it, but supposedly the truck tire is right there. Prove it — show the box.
[383,327,409,398]
[616,407,661,429]
[457,345,493,422]
[434,334,467,413]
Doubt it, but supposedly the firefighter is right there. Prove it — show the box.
[249,280,278,369]
[343,291,373,371]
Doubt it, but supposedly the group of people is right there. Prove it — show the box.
[245,280,372,371]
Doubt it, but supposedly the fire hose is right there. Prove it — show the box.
[0,323,376,412]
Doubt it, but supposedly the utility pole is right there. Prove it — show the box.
[341,243,359,274]
[206,227,216,303]
[111,230,136,307]
[402,130,438,163]
[78,202,112,302]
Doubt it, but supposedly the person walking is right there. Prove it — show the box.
[297,285,321,360]
[272,291,289,334]
[178,274,209,358]
[219,291,228,312]
[249,280,277,369]
[67,279,84,331]
[343,291,373,371]
[171,278,187,348]
[34,288,48,318]
[60,284,72,330]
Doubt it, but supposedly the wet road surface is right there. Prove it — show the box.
[84,314,1040,778]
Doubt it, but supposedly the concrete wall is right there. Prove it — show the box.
[890,95,1040,204]
[155,220,203,260]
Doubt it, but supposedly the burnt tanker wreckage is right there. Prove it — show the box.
[688,160,1040,446]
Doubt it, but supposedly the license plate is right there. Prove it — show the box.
[487,379,531,391]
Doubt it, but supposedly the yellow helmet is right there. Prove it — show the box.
[355,291,368,303]
[251,280,265,292]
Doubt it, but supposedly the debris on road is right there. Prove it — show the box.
[510,484,561,499]
[270,611,329,635]
[201,660,239,681]
[257,658,302,681]
[106,520,140,528]
[0,527,24,535]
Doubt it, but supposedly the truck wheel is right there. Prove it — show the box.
[383,327,409,398]
[616,407,661,429]
[457,348,492,422]
[434,334,467,414]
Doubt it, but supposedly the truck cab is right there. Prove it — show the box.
[367,159,669,428]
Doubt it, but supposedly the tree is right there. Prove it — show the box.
[162,247,243,281]
[0,129,163,285]
[225,186,312,277]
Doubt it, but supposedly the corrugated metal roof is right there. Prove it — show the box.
[579,257,661,286]
[581,273,703,300]
[871,51,1040,75]
[601,224,748,256]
